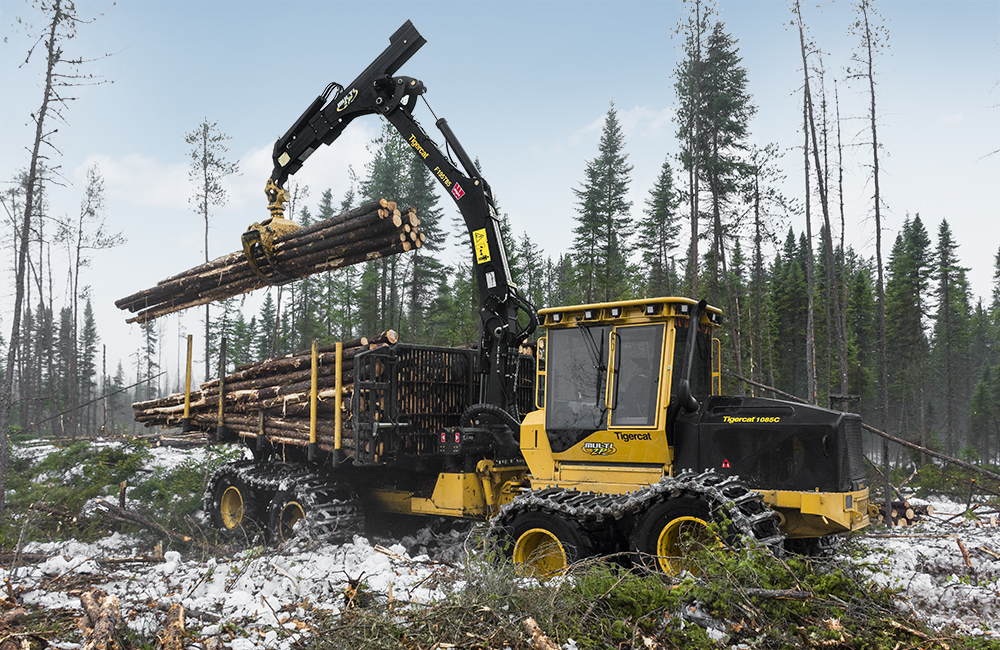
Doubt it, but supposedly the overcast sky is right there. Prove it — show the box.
[1,0,998,388]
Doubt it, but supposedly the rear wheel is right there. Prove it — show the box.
[265,479,364,543]
[503,511,593,577]
[207,467,263,539]
[268,490,307,542]
[630,496,720,574]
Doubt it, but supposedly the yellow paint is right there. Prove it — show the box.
[309,339,318,445]
[334,341,343,450]
[183,335,193,420]
[758,487,870,537]
[472,228,491,264]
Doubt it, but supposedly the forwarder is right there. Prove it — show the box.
[197,20,868,574]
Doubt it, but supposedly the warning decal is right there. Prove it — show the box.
[473,228,491,264]
[722,459,731,468]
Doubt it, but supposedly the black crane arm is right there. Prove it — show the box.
[265,20,536,414]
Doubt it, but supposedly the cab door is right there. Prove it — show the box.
[608,324,666,429]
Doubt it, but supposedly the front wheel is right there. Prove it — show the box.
[502,511,593,577]
[629,496,719,574]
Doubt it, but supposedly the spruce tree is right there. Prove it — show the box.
[405,153,447,341]
[931,219,972,455]
[361,124,411,332]
[257,290,278,360]
[571,101,635,303]
[639,159,682,298]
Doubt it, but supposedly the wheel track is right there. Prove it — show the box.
[204,461,364,542]
[489,469,785,556]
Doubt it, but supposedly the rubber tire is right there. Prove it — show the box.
[503,511,593,577]
[267,489,306,543]
[209,472,263,540]
[630,496,718,574]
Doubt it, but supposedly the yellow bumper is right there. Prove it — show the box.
[758,488,870,538]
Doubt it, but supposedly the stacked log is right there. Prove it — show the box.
[131,331,399,455]
[115,200,425,324]
[873,499,935,526]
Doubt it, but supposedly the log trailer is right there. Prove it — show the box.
[198,20,869,574]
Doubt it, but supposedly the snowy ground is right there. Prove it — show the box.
[6,440,1000,647]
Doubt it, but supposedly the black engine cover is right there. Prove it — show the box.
[673,396,865,494]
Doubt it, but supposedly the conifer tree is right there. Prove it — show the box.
[361,124,410,331]
[639,159,682,298]
[675,0,715,297]
[405,154,447,341]
[572,101,635,303]
[257,290,278,360]
[931,219,972,455]
[885,215,931,450]
[79,298,99,432]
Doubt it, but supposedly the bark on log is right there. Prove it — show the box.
[118,201,420,323]
[155,603,185,650]
[522,617,560,650]
[81,592,122,650]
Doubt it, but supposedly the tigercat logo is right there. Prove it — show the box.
[615,432,651,442]
[408,134,430,159]
[723,415,782,424]
[583,442,616,456]
[336,88,358,112]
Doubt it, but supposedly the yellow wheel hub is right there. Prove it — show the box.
[513,527,567,577]
[656,516,713,574]
[277,501,305,541]
[220,486,245,530]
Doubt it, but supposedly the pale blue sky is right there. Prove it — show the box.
[1,0,998,382]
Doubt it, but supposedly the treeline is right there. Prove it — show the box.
[2,0,998,470]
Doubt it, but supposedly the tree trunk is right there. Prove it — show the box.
[0,0,64,513]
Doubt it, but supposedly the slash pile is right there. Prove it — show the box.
[130,331,399,456]
[115,199,424,323]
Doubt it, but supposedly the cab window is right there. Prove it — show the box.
[545,325,610,449]
[610,324,664,428]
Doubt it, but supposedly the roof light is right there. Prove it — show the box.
[584,309,596,320]
[679,304,690,314]
[610,306,622,317]
[645,304,660,315]
[551,312,562,323]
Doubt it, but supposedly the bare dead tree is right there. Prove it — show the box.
[1,0,111,511]
[56,164,125,438]
[848,0,892,523]
[185,119,239,382]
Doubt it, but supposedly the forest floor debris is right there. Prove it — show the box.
[1,438,998,648]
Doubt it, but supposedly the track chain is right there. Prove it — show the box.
[204,461,364,543]
[489,469,785,555]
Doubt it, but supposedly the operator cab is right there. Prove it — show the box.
[521,297,721,492]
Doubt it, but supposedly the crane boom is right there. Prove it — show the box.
[263,20,536,414]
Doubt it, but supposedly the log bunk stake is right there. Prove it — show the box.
[130,331,400,460]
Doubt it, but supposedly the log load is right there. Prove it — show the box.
[130,331,400,458]
[115,200,424,324]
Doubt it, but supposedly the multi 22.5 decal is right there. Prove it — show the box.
[336,89,359,112]
[583,442,616,456]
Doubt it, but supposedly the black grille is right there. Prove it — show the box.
[839,415,865,490]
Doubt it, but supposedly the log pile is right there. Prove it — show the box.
[873,500,934,526]
[130,331,399,455]
[115,199,424,324]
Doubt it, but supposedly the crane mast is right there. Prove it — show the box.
[260,20,536,415]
